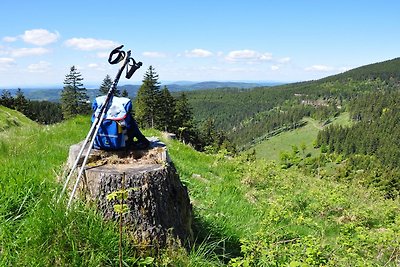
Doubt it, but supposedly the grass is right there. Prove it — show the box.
[0,105,36,132]
[164,134,399,266]
[249,112,351,161]
[0,110,399,266]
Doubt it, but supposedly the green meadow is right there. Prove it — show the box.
[249,112,351,161]
[0,108,399,266]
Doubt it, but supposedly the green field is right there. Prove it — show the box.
[249,112,351,161]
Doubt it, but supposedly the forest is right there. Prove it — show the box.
[182,58,400,198]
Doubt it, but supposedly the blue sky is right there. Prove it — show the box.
[0,0,399,88]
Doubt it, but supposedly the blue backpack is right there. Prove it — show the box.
[92,96,133,150]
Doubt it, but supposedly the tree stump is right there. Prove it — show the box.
[67,138,193,248]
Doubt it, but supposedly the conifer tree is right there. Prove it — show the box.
[134,65,161,128]
[0,89,14,109]
[158,86,176,132]
[174,92,193,128]
[121,89,129,97]
[60,66,89,119]
[99,74,119,96]
[200,117,217,147]
[14,88,29,114]
[174,92,199,144]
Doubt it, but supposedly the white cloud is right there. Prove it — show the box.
[21,29,59,46]
[88,63,99,68]
[10,47,50,57]
[338,66,352,72]
[96,52,109,58]
[271,65,280,71]
[277,57,291,63]
[305,65,334,72]
[185,48,213,58]
[225,49,272,63]
[0,57,16,70]
[3,36,17,43]
[27,61,51,73]
[142,51,166,58]
[65,38,118,51]
[260,53,273,61]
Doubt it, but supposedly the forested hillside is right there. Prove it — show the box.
[186,58,400,150]
[322,57,400,82]
[184,57,400,200]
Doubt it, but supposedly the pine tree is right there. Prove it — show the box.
[134,65,161,128]
[14,88,29,114]
[60,66,89,119]
[99,74,119,96]
[158,86,176,132]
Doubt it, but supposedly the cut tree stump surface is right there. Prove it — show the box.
[66,137,193,247]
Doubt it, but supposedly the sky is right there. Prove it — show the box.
[0,0,399,88]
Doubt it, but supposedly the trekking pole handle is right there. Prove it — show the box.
[126,57,142,79]
[108,45,126,65]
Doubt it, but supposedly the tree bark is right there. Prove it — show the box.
[67,139,193,248]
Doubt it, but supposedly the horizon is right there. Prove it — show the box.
[2,79,289,90]
[1,1,399,88]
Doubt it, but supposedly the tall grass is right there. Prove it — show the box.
[0,116,130,265]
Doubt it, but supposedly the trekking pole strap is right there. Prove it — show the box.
[108,45,126,65]
[126,57,143,79]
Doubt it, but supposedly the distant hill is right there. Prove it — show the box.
[322,57,400,82]
[164,81,282,91]
[3,81,279,102]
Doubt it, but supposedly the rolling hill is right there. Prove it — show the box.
[0,105,37,131]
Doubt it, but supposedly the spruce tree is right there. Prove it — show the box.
[14,88,29,114]
[99,74,119,96]
[60,66,89,118]
[0,90,14,109]
[158,86,176,132]
[174,92,193,128]
[174,92,199,144]
[134,65,161,128]
[121,89,129,97]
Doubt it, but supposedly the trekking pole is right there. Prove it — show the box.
[58,45,127,203]
[58,45,142,208]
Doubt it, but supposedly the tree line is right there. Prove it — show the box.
[1,65,232,153]
[134,66,234,153]
[0,88,63,124]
